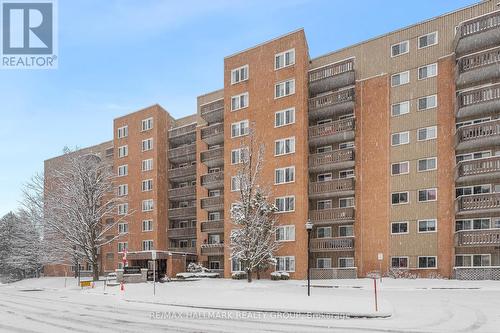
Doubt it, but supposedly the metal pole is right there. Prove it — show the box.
[373,278,378,312]
[307,229,311,297]
[153,260,156,296]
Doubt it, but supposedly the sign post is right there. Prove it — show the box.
[366,271,381,312]
[152,251,156,296]
[377,252,383,282]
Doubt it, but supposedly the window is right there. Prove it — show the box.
[142,240,154,251]
[117,125,128,139]
[456,118,491,129]
[118,223,128,234]
[231,147,249,164]
[391,222,408,234]
[142,158,153,171]
[276,256,295,272]
[456,218,492,231]
[231,120,249,138]
[317,258,332,269]
[391,40,409,57]
[391,131,409,146]
[142,179,153,192]
[418,31,438,49]
[117,203,128,215]
[275,79,295,98]
[231,92,249,111]
[418,256,437,269]
[118,145,128,158]
[418,219,437,233]
[339,141,355,149]
[418,157,437,172]
[391,257,408,268]
[118,242,128,253]
[275,166,295,184]
[417,126,437,141]
[142,220,153,232]
[455,185,490,198]
[418,63,437,80]
[339,225,354,237]
[141,117,153,131]
[339,170,354,179]
[418,95,437,111]
[391,101,410,116]
[118,164,128,177]
[275,108,295,127]
[455,254,490,267]
[391,71,410,87]
[317,173,332,182]
[317,200,332,210]
[142,138,153,151]
[339,197,355,208]
[317,145,332,153]
[317,227,332,238]
[391,161,409,175]
[275,49,295,70]
[418,188,437,202]
[456,151,491,163]
[118,184,128,196]
[231,258,243,272]
[231,65,248,84]
[338,257,354,268]
[230,176,241,192]
[275,137,295,156]
[276,225,295,242]
[142,199,154,212]
[275,196,295,213]
[392,192,409,205]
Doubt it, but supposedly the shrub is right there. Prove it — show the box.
[270,272,281,280]
[231,271,247,280]
[387,268,418,279]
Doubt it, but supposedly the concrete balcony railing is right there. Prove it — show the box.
[456,193,500,215]
[455,119,500,151]
[201,123,224,145]
[309,118,355,146]
[168,206,196,219]
[168,246,196,254]
[456,46,500,88]
[456,156,500,184]
[309,178,355,199]
[201,171,224,190]
[309,207,355,224]
[200,99,224,124]
[168,123,196,146]
[308,88,355,120]
[457,83,500,119]
[455,229,500,247]
[201,147,224,168]
[310,267,357,279]
[201,195,224,212]
[455,10,500,56]
[309,148,355,172]
[168,164,196,181]
[200,243,225,256]
[168,144,196,163]
[200,220,224,233]
[310,237,354,252]
[308,59,355,95]
[168,227,197,239]
[168,186,196,200]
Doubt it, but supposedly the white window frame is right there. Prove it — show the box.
[275,256,295,272]
[391,100,410,117]
[417,126,437,141]
[391,71,410,87]
[418,63,438,80]
[338,257,355,268]
[417,94,437,111]
[142,219,153,232]
[142,240,154,251]
[230,176,241,192]
[391,161,410,175]
[142,158,153,172]
[117,203,128,215]
[391,191,409,205]
[142,179,153,192]
[275,48,295,70]
[418,219,437,233]
[231,147,249,165]
[390,40,409,57]
[391,131,410,146]
[417,256,437,269]
[316,258,332,269]
[339,225,354,237]
[391,256,409,269]
[391,221,409,235]
[339,197,355,208]
[274,78,295,99]
[418,188,437,202]
[275,108,296,128]
[274,166,295,185]
[117,125,128,139]
[142,138,153,152]
[118,164,128,177]
[118,242,128,253]
[276,225,295,242]
[418,31,438,49]
[275,196,295,213]
[142,199,154,212]
[231,64,249,84]
[274,137,295,156]
[231,120,249,138]
[417,157,437,172]
[141,117,153,131]
[317,226,332,238]
[118,223,128,234]
[118,145,128,158]
[231,92,249,111]
[118,184,128,196]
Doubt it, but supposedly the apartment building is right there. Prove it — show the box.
[44,0,500,280]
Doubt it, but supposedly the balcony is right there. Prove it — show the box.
[454,11,500,56]
[309,148,355,173]
[456,156,500,184]
[456,46,500,89]
[455,119,500,151]
[455,229,500,247]
[201,171,224,190]
[457,84,500,119]
[168,186,196,201]
[168,144,196,164]
[201,123,224,145]
[308,88,355,121]
[309,178,355,199]
[201,196,224,212]
[168,206,196,219]
[201,220,224,233]
[308,59,355,95]
[310,267,357,279]
[168,227,197,239]
[310,237,354,252]
[309,207,355,225]
[168,164,196,182]
[201,147,224,168]
[168,123,196,146]
[200,99,224,124]
[201,243,225,256]
[456,193,500,216]
[309,118,355,146]
[169,246,196,254]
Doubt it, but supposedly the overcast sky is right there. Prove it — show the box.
[0,0,478,216]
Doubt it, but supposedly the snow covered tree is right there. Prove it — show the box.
[44,148,132,281]
[229,128,280,282]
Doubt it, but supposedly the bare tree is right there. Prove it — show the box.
[230,128,280,282]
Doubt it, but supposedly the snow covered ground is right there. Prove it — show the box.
[1,277,499,332]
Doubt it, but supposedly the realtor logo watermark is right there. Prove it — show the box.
[0,0,57,69]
